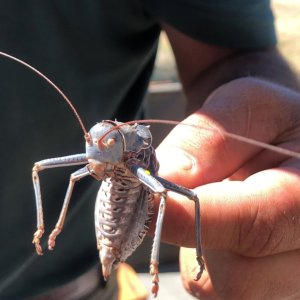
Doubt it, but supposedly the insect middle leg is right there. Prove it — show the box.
[153,175,205,280]
[47,165,90,250]
[150,192,167,297]
[32,154,88,255]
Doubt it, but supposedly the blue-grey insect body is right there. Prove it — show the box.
[32,120,204,297]
[0,50,204,298]
[85,121,159,279]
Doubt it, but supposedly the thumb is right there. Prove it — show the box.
[156,78,299,187]
[156,112,260,187]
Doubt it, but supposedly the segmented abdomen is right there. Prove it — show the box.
[95,146,158,278]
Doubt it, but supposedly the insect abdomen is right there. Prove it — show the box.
[95,165,154,279]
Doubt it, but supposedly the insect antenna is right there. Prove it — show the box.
[99,118,300,160]
[0,51,91,142]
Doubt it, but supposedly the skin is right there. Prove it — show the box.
[150,24,300,299]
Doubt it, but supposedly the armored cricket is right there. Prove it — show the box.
[0,51,204,297]
[2,51,300,297]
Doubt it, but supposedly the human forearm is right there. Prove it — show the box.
[185,48,300,113]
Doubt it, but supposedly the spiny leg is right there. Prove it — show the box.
[130,166,205,293]
[32,168,44,255]
[193,194,205,280]
[150,192,167,297]
[154,175,205,280]
[32,154,88,255]
[48,166,90,250]
[129,166,167,297]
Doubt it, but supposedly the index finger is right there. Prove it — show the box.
[154,163,300,257]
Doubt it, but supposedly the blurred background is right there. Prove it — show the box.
[145,0,300,148]
[152,0,300,83]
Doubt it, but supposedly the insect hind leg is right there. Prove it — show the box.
[130,165,204,295]
[154,175,205,281]
[128,165,167,297]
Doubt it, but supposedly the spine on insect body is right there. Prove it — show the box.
[95,146,159,279]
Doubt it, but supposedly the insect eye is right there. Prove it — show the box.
[97,137,115,149]
[106,138,116,146]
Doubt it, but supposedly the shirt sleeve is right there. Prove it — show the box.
[142,0,277,49]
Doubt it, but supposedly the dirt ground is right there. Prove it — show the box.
[153,0,300,81]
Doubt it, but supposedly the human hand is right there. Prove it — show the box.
[155,78,300,299]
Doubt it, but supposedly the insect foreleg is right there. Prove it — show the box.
[48,166,90,251]
[154,175,205,280]
[32,154,88,255]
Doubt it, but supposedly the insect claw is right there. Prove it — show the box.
[150,261,159,297]
[48,227,61,250]
[32,227,44,255]
[194,270,203,281]
[151,275,159,298]
[33,243,43,256]
[194,257,205,281]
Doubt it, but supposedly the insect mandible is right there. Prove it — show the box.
[2,51,300,298]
